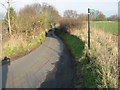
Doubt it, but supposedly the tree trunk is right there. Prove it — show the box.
[7,0,11,35]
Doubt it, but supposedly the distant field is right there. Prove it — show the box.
[91,21,118,35]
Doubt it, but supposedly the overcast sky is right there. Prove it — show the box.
[0,0,119,17]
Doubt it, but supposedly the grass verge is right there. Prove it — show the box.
[2,32,46,58]
[67,26,118,88]
[55,30,99,88]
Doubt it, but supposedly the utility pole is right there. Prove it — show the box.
[7,0,12,35]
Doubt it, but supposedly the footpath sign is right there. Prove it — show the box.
[89,9,95,13]
[88,8,95,49]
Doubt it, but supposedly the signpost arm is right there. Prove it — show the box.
[88,8,90,49]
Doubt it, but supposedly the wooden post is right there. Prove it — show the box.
[88,8,90,49]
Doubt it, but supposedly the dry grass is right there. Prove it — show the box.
[2,34,28,58]
[69,25,118,88]
[2,31,46,58]
[3,34,27,50]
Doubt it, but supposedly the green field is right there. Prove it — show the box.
[91,21,118,35]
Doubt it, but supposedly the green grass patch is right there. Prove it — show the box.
[57,33,84,59]
[55,30,99,88]
[3,32,46,57]
[91,21,118,35]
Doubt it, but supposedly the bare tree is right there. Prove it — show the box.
[7,0,11,35]
[0,0,12,35]
[107,15,118,21]
[64,10,78,19]
[92,10,106,21]
[31,3,42,13]
[78,14,88,21]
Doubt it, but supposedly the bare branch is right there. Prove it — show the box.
[0,2,7,9]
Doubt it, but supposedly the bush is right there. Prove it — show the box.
[58,17,84,32]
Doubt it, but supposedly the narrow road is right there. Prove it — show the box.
[2,30,74,88]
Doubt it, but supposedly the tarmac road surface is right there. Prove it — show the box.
[2,30,74,88]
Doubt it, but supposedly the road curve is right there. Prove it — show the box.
[2,30,73,88]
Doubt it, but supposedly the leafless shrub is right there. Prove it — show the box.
[64,10,79,19]
[58,17,84,32]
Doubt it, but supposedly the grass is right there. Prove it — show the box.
[56,21,118,88]
[57,33,85,59]
[71,26,118,88]
[3,32,46,58]
[55,30,99,88]
[91,21,118,35]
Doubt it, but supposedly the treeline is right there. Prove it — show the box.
[63,10,118,21]
[2,3,60,57]
[2,3,59,38]
[2,6,118,38]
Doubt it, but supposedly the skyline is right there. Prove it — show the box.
[0,0,119,17]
